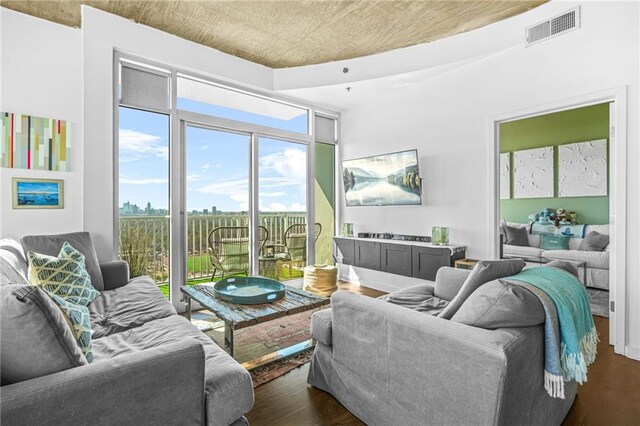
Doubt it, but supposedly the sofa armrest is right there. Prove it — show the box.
[100,260,130,290]
[311,308,333,346]
[1,339,205,426]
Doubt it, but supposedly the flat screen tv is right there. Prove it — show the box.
[342,149,422,206]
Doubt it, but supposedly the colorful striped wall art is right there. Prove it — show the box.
[1,112,71,171]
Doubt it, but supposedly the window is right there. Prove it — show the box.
[177,75,308,134]
[116,55,338,308]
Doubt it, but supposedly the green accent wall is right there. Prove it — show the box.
[500,103,610,225]
[315,142,335,265]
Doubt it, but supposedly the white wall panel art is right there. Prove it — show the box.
[513,147,554,199]
[558,139,608,197]
[500,153,510,199]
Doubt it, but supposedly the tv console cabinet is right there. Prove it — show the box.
[334,237,466,281]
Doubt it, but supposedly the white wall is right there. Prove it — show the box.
[0,8,83,239]
[82,6,273,261]
[292,2,640,353]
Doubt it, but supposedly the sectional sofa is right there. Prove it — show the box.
[502,222,609,289]
[0,232,254,426]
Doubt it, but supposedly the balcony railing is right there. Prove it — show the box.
[118,213,307,286]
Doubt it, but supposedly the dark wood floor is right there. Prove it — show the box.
[247,283,640,426]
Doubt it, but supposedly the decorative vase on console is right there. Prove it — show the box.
[432,226,449,245]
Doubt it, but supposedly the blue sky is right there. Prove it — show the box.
[17,181,59,194]
[118,103,308,213]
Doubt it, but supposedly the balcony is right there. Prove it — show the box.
[118,213,308,297]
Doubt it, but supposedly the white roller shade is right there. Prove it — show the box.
[121,64,170,112]
[315,115,337,143]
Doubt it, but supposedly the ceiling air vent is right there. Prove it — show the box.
[526,7,580,47]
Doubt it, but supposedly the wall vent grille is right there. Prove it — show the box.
[526,7,580,47]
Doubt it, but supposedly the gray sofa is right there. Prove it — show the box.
[0,233,253,426]
[308,263,577,426]
[502,222,609,289]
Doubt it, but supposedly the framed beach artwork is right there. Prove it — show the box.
[12,178,64,209]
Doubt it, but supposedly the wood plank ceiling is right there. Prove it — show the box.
[0,0,547,68]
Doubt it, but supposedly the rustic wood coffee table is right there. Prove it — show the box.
[181,283,329,362]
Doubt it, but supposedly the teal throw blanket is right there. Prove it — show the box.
[505,267,597,399]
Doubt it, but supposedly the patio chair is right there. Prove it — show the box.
[274,223,322,277]
[207,226,268,280]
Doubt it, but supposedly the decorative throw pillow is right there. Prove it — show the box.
[450,279,544,329]
[504,225,529,247]
[547,260,579,278]
[437,258,526,320]
[48,293,94,363]
[1,285,87,385]
[579,231,610,252]
[27,241,100,306]
[540,234,570,250]
[21,232,105,291]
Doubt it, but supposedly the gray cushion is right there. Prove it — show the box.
[579,231,610,251]
[0,238,29,285]
[93,315,254,426]
[379,284,449,316]
[1,285,87,385]
[504,225,529,247]
[438,258,526,320]
[450,279,544,329]
[434,267,472,301]
[21,232,105,291]
[547,260,579,278]
[89,276,176,339]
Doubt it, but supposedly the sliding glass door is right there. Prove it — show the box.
[258,138,308,280]
[184,125,251,284]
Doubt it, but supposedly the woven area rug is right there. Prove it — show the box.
[587,288,609,318]
[191,309,317,387]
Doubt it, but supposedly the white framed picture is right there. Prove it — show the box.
[558,139,608,197]
[513,147,554,199]
[500,153,510,200]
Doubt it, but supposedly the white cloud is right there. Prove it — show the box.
[261,191,286,198]
[289,203,306,211]
[260,149,306,180]
[119,129,168,160]
[120,177,168,185]
[260,202,288,212]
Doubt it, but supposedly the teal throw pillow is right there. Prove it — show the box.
[48,293,94,363]
[27,241,100,306]
[540,234,570,250]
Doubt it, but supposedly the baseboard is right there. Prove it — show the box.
[626,345,640,361]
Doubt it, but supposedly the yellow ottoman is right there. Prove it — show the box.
[303,264,338,296]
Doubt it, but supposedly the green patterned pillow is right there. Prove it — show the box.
[48,293,94,362]
[27,241,100,306]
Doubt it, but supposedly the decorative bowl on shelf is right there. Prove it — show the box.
[213,276,285,305]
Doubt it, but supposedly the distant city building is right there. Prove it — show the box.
[119,201,168,217]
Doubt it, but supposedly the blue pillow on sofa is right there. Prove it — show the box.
[540,234,570,250]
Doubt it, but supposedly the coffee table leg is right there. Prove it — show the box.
[225,325,234,357]
[186,298,192,321]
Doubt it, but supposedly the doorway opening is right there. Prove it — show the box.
[487,88,628,355]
